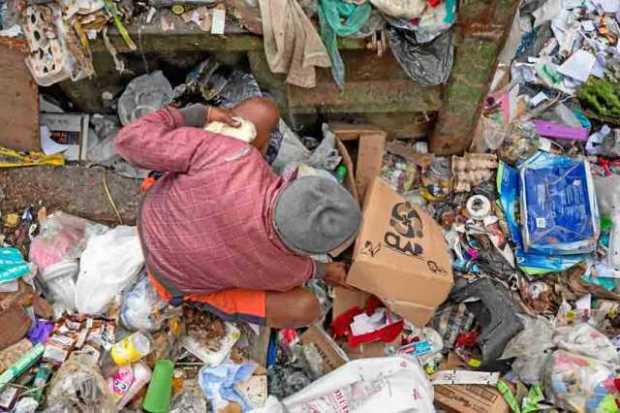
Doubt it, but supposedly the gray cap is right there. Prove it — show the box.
[274,176,362,254]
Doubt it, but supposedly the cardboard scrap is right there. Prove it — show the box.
[0,38,40,152]
[300,325,349,374]
[433,352,511,413]
[434,383,510,413]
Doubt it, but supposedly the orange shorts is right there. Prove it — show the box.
[148,274,267,325]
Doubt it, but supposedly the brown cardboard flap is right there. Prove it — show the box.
[355,133,386,202]
[347,178,454,326]
[387,300,437,327]
[332,287,370,319]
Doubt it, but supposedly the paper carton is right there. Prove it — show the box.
[434,384,509,413]
[347,178,454,326]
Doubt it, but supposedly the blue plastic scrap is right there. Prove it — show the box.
[0,247,32,283]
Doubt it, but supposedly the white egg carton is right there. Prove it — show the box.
[22,4,93,86]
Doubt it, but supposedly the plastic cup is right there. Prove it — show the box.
[143,359,174,413]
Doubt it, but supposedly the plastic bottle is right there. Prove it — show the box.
[110,332,152,366]
[118,362,152,409]
[143,359,174,413]
[108,365,135,404]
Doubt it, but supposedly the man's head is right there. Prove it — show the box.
[273,176,362,255]
[231,97,279,154]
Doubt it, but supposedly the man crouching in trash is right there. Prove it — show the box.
[115,97,361,328]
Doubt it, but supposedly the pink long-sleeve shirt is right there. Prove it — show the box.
[115,107,314,295]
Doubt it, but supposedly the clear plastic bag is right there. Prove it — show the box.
[120,274,168,332]
[29,211,107,271]
[39,260,79,312]
[502,316,555,359]
[553,324,619,365]
[272,123,341,174]
[75,226,144,315]
[44,354,117,413]
[118,71,173,126]
[501,315,554,384]
[544,350,618,413]
[87,115,149,179]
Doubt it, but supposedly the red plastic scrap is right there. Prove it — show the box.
[455,330,478,349]
[330,296,404,347]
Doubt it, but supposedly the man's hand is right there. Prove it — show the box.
[324,262,348,286]
[207,106,241,127]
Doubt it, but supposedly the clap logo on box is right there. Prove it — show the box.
[385,201,424,256]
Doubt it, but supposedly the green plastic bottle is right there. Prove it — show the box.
[143,359,174,413]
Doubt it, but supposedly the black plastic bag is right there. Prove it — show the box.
[387,26,454,86]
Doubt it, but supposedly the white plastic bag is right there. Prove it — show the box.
[75,226,144,315]
[251,356,434,413]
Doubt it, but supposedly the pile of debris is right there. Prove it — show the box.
[0,0,620,412]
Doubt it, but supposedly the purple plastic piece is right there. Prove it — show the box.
[27,319,54,344]
[533,120,589,141]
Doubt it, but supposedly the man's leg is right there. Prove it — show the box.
[149,273,320,328]
[231,97,279,155]
[184,287,321,328]
[266,287,322,329]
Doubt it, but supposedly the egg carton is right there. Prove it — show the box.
[22,4,93,86]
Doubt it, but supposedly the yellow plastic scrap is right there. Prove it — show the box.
[0,147,65,168]
[3,214,20,228]
[72,19,91,51]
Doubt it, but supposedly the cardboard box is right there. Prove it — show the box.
[434,384,509,413]
[347,178,454,326]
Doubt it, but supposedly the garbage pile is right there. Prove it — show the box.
[0,0,457,89]
[1,0,620,413]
